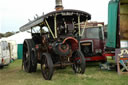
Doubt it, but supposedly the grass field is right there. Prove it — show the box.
[0,59,128,85]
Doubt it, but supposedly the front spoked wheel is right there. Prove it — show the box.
[72,50,86,74]
[41,53,54,80]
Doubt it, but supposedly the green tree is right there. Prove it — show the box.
[4,32,15,37]
[0,33,4,38]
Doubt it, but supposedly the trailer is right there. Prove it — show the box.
[0,40,10,68]
[105,0,128,74]
[105,0,128,54]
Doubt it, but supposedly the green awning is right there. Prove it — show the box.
[106,1,119,48]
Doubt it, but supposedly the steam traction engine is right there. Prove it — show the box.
[20,0,91,80]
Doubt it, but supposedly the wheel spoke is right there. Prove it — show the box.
[72,50,85,74]
[25,58,29,64]
[41,53,54,80]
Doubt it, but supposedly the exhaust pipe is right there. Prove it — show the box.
[55,0,63,11]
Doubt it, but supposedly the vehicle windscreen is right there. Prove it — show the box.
[81,27,103,39]
[1,41,9,50]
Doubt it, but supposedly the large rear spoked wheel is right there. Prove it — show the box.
[41,53,54,80]
[72,50,86,74]
[23,39,37,73]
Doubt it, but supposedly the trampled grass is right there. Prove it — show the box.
[0,59,128,85]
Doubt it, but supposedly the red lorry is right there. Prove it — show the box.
[80,26,107,62]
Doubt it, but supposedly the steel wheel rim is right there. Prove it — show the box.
[23,44,30,71]
[41,55,51,79]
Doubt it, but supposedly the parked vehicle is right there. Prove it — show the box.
[81,26,106,62]
[0,41,11,68]
[105,0,128,55]
[20,0,91,80]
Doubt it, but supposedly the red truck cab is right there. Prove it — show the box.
[80,26,107,62]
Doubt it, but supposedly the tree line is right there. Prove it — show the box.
[0,32,17,39]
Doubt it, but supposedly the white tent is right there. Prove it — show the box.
[6,31,32,44]
[8,40,17,60]
[0,31,32,59]
[0,38,8,41]
[7,31,32,59]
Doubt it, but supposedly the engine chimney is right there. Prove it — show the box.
[55,0,63,11]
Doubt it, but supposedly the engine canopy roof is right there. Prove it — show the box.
[20,9,91,32]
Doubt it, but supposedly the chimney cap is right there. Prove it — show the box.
[55,0,63,11]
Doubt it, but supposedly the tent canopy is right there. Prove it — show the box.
[6,31,32,44]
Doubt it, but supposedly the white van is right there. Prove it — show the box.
[0,41,11,68]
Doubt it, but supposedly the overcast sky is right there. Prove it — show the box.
[0,0,110,33]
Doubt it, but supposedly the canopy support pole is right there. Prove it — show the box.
[78,15,81,36]
[45,19,55,39]
[54,14,57,38]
